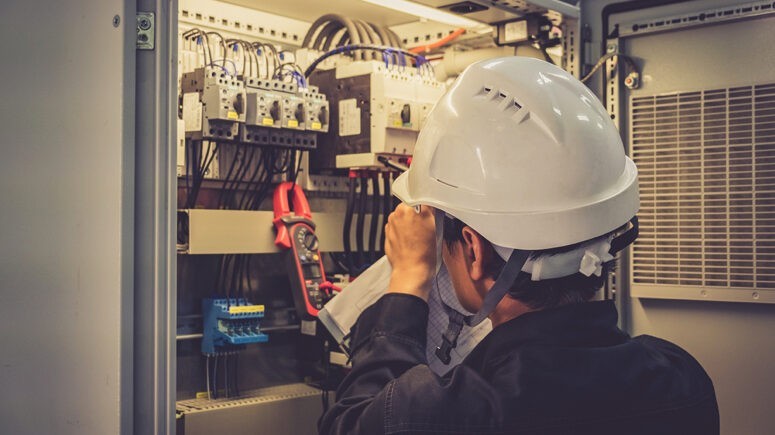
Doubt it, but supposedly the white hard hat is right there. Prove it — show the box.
[392,56,639,251]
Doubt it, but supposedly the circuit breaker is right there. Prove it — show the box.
[181,66,247,141]
[308,61,445,171]
[241,78,328,149]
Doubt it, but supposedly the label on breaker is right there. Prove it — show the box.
[262,117,274,126]
[227,110,238,120]
[288,119,299,128]
[311,121,322,130]
[182,92,202,132]
[339,98,361,136]
[504,20,528,43]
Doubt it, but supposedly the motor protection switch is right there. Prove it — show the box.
[304,86,330,133]
[282,94,307,130]
[245,78,293,129]
[241,78,320,148]
[181,66,246,141]
[273,182,332,319]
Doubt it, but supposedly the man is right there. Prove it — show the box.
[319,57,718,434]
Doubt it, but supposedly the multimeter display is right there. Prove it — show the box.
[303,263,322,279]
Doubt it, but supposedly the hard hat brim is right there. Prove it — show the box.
[391,158,640,251]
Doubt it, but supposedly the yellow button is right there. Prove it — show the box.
[312,254,319,261]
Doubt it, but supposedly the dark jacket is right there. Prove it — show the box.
[319,294,719,434]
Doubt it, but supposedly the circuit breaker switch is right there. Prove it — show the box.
[401,104,411,125]
[234,93,244,115]
[295,103,306,123]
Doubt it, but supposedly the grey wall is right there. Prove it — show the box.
[581,1,775,433]
[0,1,135,434]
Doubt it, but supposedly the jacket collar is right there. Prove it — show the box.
[473,300,629,352]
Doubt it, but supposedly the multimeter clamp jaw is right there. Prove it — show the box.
[273,182,313,249]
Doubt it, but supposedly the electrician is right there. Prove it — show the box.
[319,57,719,434]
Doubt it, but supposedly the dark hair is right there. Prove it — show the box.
[442,216,616,310]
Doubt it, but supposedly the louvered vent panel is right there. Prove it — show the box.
[630,83,775,290]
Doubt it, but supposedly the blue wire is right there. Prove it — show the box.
[209,59,238,76]
[207,63,231,76]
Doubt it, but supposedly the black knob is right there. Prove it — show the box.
[303,232,319,251]
[234,93,244,115]
[401,103,411,125]
[270,101,280,120]
[319,106,328,125]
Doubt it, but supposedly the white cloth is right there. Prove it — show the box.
[318,256,491,375]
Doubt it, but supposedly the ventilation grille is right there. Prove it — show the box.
[630,83,775,289]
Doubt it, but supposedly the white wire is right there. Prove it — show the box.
[206,355,211,400]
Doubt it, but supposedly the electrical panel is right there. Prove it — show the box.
[308,61,445,171]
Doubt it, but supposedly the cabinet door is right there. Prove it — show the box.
[0,1,135,434]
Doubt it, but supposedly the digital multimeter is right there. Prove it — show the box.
[273,182,330,319]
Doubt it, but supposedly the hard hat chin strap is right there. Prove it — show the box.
[434,216,639,365]
[435,250,531,365]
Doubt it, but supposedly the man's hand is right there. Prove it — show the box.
[384,204,436,301]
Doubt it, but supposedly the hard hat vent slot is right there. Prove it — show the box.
[513,99,522,110]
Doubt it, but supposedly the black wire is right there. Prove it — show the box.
[368,173,380,264]
[212,355,218,399]
[343,176,356,273]
[187,141,218,209]
[230,146,257,209]
[356,175,368,271]
[224,354,229,398]
[218,144,240,208]
[292,150,304,184]
[234,353,240,397]
[222,144,252,209]
[238,147,264,210]
[246,255,254,300]
[247,150,272,210]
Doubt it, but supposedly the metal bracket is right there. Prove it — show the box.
[137,12,155,50]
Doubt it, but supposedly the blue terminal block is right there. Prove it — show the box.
[202,298,269,355]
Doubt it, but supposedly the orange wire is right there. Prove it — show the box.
[409,28,466,54]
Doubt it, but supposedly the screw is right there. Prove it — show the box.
[606,43,617,53]
[113,15,121,27]
[138,16,152,31]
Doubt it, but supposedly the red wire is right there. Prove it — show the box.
[409,28,466,54]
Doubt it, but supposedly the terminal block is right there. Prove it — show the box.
[201,298,268,355]
[182,66,246,141]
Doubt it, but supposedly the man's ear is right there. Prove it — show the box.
[461,226,495,281]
